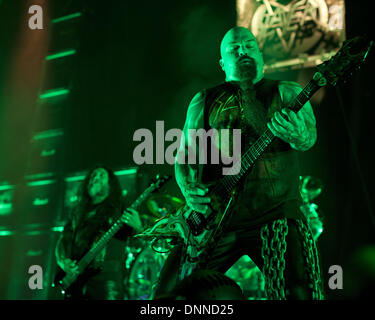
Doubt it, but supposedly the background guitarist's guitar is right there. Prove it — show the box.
[136,36,373,279]
[53,174,171,298]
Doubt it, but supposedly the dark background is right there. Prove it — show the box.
[0,0,374,299]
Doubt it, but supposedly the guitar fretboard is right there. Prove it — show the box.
[77,179,168,271]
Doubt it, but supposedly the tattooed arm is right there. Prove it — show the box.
[175,91,211,215]
[267,81,317,151]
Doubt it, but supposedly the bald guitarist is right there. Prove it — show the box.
[154,27,323,300]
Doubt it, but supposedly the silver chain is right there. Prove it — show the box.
[261,218,324,300]
[261,218,288,300]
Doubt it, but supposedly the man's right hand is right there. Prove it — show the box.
[184,184,211,216]
[60,258,79,277]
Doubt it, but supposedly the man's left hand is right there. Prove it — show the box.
[267,108,309,148]
[121,208,143,233]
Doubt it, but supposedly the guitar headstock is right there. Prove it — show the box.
[316,36,373,86]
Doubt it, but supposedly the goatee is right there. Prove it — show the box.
[238,71,267,136]
[237,57,257,83]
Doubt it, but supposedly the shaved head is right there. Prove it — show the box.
[219,26,264,83]
[220,27,256,57]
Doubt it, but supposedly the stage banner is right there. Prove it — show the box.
[237,0,346,73]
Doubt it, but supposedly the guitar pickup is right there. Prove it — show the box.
[186,212,206,236]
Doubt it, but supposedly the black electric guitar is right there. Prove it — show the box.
[136,36,373,279]
[53,174,171,298]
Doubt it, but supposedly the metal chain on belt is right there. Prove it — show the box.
[296,219,324,300]
[260,218,288,300]
[261,218,324,300]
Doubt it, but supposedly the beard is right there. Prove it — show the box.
[238,74,267,136]
[237,57,257,82]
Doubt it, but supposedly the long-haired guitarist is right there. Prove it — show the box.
[154,27,324,300]
[54,165,143,299]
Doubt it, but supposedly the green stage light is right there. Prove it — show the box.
[51,226,64,232]
[39,88,69,99]
[52,12,82,24]
[32,129,64,141]
[0,230,14,237]
[65,175,85,182]
[46,49,76,61]
[0,184,14,191]
[27,179,56,187]
[114,168,138,176]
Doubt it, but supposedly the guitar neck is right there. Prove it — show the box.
[214,79,320,197]
[78,218,123,270]
[77,184,160,271]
